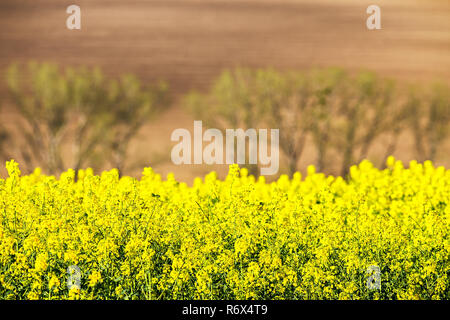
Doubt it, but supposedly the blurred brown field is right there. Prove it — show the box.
[0,0,449,182]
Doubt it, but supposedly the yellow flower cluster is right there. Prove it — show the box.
[0,157,448,300]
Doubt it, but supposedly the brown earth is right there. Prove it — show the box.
[0,0,449,182]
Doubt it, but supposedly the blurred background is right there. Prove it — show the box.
[0,0,449,182]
